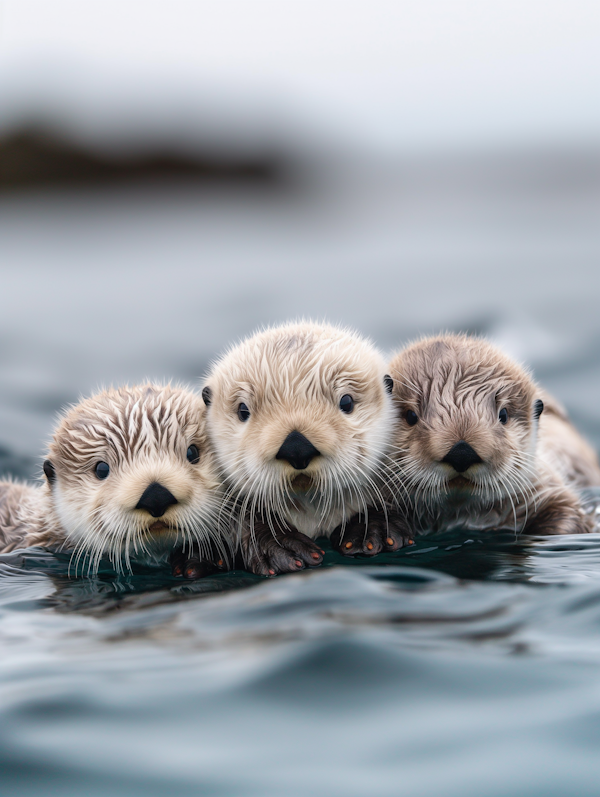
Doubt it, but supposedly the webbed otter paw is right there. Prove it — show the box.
[245,528,325,577]
[331,512,414,557]
[170,549,226,580]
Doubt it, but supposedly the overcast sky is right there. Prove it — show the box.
[1,0,599,151]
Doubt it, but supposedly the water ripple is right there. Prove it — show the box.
[4,530,600,794]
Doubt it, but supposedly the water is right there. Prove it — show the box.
[2,151,600,795]
[5,533,600,796]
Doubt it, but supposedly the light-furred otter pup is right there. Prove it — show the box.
[196,321,409,576]
[0,384,229,577]
[386,334,600,536]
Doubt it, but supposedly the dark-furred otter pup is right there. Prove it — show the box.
[386,334,600,536]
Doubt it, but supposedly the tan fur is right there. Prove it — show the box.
[205,321,394,549]
[387,334,600,535]
[0,481,41,553]
[537,392,600,490]
[0,384,228,572]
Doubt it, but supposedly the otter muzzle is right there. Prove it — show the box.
[276,430,320,470]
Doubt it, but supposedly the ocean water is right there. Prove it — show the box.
[1,151,600,795]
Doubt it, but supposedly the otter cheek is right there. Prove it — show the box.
[57,487,100,542]
[411,429,438,467]
[503,429,526,467]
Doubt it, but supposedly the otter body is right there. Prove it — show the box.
[0,481,40,553]
[0,384,229,576]
[387,335,600,536]
[200,321,406,575]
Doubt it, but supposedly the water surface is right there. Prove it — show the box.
[4,527,600,797]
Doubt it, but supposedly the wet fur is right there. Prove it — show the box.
[0,384,229,573]
[386,334,600,536]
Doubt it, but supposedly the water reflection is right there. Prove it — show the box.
[6,532,600,796]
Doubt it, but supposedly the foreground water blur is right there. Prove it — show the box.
[5,525,600,797]
[2,147,600,795]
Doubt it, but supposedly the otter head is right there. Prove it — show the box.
[388,335,544,512]
[43,384,223,573]
[204,322,394,529]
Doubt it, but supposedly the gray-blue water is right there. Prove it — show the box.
[2,151,600,795]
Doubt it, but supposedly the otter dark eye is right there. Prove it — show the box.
[95,461,110,480]
[405,410,418,426]
[187,445,200,464]
[499,408,508,424]
[238,402,250,422]
[339,394,354,414]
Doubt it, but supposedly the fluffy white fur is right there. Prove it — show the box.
[204,321,395,540]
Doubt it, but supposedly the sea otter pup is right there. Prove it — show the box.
[0,384,228,577]
[386,334,600,536]
[196,321,407,576]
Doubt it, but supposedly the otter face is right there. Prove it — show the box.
[388,336,543,514]
[205,323,394,532]
[44,384,223,572]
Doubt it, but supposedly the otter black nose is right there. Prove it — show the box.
[136,482,178,518]
[442,441,483,473]
[276,430,320,470]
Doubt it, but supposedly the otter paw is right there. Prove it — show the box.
[246,530,325,577]
[170,549,224,580]
[331,516,413,557]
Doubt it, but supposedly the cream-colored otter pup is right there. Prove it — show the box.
[0,384,228,577]
[194,321,407,576]
[386,334,600,536]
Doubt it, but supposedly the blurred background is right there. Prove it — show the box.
[1,0,600,476]
[3,6,600,797]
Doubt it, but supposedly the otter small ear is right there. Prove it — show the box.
[384,375,394,394]
[43,459,56,484]
[202,386,212,407]
[534,398,544,420]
